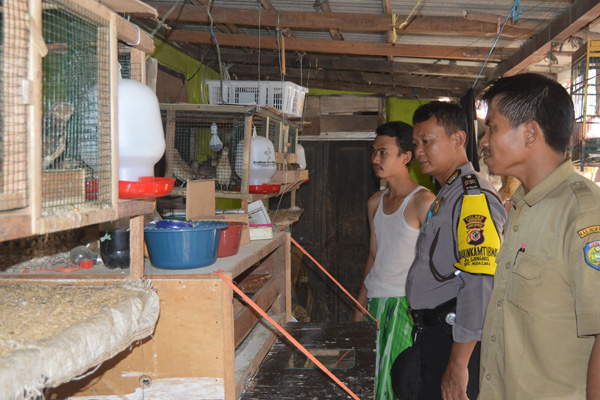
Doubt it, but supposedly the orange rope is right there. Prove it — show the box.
[290,237,379,327]
[215,270,361,400]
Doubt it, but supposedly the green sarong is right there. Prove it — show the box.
[367,296,413,400]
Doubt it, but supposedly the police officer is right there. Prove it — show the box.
[392,101,506,400]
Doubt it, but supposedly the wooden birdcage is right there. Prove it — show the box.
[160,104,307,210]
[0,0,154,241]
[570,40,600,169]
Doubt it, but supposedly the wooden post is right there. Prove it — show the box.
[1,1,29,211]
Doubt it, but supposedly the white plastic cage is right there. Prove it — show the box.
[206,80,308,118]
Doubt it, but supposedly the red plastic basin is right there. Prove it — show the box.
[217,222,245,258]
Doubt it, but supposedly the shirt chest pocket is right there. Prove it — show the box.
[506,253,544,314]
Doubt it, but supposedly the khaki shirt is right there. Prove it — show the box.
[480,160,600,399]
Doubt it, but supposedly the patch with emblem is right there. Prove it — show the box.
[430,197,445,217]
[584,241,600,270]
[578,225,600,238]
[464,214,486,245]
[446,169,461,185]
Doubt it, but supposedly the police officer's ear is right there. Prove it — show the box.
[452,130,467,148]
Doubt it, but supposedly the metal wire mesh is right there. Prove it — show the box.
[160,106,302,193]
[41,0,111,215]
[118,45,142,81]
[288,125,298,155]
[161,108,247,190]
[0,0,30,212]
[268,119,281,152]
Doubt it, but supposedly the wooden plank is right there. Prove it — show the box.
[0,214,32,242]
[151,4,533,36]
[49,278,232,398]
[235,313,287,400]
[1,1,29,212]
[241,322,377,400]
[234,275,281,348]
[100,0,158,17]
[129,215,144,280]
[321,114,379,133]
[167,31,507,61]
[320,96,382,115]
[41,170,86,207]
[29,0,43,234]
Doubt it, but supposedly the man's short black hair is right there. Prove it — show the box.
[482,73,574,154]
[413,101,469,147]
[375,121,415,165]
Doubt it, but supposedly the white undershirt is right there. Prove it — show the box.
[364,186,424,298]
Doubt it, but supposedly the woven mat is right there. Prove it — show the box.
[0,281,160,400]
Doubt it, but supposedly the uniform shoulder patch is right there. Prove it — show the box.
[578,225,600,238]
[584,241,600,270]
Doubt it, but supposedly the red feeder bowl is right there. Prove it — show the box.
[217,222,245,258]
[119,177,175,199]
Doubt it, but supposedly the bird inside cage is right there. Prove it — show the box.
[216,147,232,190]
[42,102,75,169]
[172,148,198,185]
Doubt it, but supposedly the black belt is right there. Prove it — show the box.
[408,297,457,327]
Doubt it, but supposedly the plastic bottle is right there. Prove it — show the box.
[234,125,277,185]
[117,78,166,181]
[69,245,102,269]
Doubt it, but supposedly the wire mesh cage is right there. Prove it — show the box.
[159,104,307,195]
[161,106,248,191]
[41,0,112,215]
[0,0,30,212]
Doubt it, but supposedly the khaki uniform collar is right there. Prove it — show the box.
[513,159,573,207]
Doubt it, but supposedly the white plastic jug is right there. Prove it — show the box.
[235,126,277,186]
[296,143,307,170]
[117,79,166,181]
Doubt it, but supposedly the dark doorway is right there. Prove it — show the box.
[273,140,379,322]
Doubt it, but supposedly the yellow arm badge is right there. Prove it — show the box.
[454,193,501,275]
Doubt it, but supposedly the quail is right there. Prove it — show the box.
[216,147,232,190]
[172,149,197,184]
[42,102,74,169]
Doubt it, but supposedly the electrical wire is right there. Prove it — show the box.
[472,0,521,88]
[207,0,224,103]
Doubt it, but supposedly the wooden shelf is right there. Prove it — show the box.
[49,232,292,400]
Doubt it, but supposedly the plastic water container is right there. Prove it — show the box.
[235,127,277,186]
[296,143,307,170]
[117,79,166,181]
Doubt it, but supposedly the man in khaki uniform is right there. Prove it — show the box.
[478,73,600,399]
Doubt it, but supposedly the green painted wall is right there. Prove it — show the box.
[151,39,220,104]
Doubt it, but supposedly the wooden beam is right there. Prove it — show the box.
[100,0,157,17]
[315,1,344,41]
[302,79,460,99]
[493,0,600,78]
[226,65,473,92]
[166,31,508,61]
[147,4,532,37]
[208,51,494,78]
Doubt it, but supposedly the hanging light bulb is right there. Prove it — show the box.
[209,122,224,152]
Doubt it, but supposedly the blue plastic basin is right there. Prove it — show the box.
[144,221,228,269]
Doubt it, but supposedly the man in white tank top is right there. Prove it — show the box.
[351,121,435,400]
